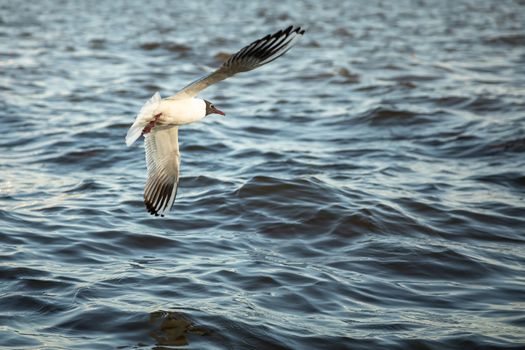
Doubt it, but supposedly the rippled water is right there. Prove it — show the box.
[1,0,525,349]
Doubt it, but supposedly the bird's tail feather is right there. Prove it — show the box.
[125,92,162,147]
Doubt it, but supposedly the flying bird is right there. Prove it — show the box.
[126,25,305,216]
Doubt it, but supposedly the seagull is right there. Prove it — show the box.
[126,25,305,216]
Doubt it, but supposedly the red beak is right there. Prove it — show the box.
[213,107,225,116]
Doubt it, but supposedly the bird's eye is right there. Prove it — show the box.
[210,104,214,108]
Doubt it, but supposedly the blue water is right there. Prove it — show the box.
[1,0,524,349]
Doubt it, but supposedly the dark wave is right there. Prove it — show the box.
[139,42,192,53]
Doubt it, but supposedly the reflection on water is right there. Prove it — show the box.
[150,311,208,348]
[1,0,525,349]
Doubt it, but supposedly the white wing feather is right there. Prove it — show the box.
[143,127,180,216]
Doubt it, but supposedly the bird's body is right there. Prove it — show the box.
[157,98,207,126]
[126,25,305,216]
[126,96,207,144]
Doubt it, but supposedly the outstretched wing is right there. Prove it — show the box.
[143,127,180,216]
[168,25,305,100]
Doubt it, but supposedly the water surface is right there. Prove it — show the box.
[1,0,525,349]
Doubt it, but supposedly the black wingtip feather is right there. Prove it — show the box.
[249,29,292,60]
[144,178,178,217]
[221,25,305,72]
[145,199,159,216]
